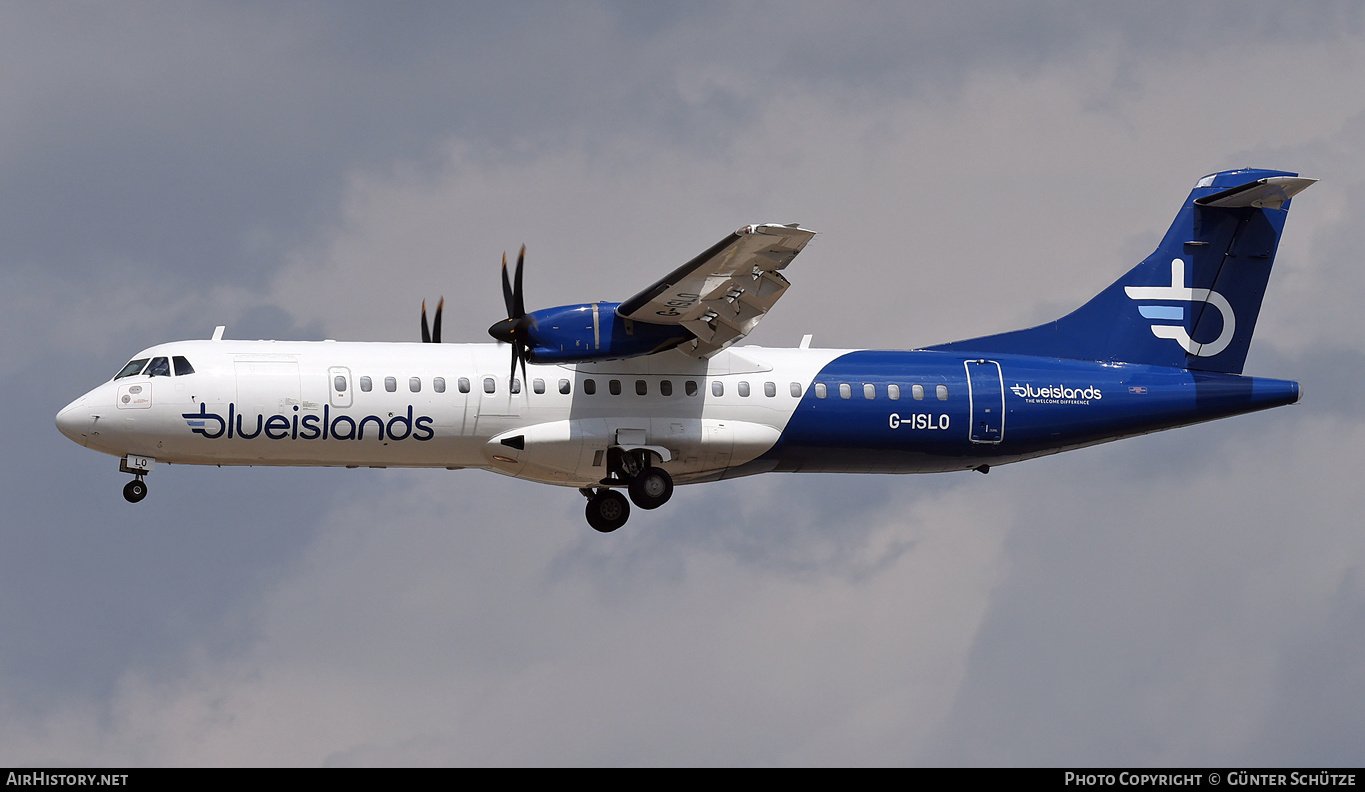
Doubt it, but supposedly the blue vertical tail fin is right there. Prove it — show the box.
[926,169,1314,374]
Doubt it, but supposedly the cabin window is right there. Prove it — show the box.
[936,384,949,400]
[360,376,373,392]
[510,378,521,394]
[887,384,900,400]
[738,381,750,397]
[172,356,195,376]
[814,383,827,399]
[533,378,545,395]
[685,380,698,397]
[458,377,470,394]
[839,383,851,399]
[912,384,925,401]
[334,375,347,392]
[790,382,802,397]
[712,381,724,397]
[146,357,171,377]
[583,378,597,395]
[660,380,673,397]
[764,381,776,398]
[433,377,446,393]
[114,359,149,379]
[385,376,397,393]
[609,379,622,396]
[409,377,421,393]
[863,383,876,399]
[483,377,496,394]
[635,379,647,396]
[559,379,571,395]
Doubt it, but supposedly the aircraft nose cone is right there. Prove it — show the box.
[55,397,91,446]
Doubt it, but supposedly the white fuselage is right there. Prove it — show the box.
[56,339,845,488]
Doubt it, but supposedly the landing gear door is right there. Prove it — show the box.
[966,360,1004,444]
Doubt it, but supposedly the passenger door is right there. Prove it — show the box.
[965,360,1004,444]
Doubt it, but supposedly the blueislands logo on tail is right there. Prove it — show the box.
[1125,258,1235,357]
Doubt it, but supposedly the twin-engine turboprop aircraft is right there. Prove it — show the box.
[56,168,1314,531]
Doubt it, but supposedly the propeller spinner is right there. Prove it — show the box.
[488,245,533,385]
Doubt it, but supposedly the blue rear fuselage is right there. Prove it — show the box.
[764,350,1299,474]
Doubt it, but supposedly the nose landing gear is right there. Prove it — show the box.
[118,455,154,504]
[123,477,147,503]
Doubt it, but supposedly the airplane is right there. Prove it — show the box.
[56,168,1314,532]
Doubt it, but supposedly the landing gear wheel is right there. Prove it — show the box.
[628,466,673,510]
[123,478,147,503]
[586,489,630,533]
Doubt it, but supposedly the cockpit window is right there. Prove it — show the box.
[114,359,149,379]
[173,356,195,376]
[146,357,171,377]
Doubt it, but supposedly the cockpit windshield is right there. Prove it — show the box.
[112,355,195,380]
[114,358,149,380]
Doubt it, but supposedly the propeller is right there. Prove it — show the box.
[488,245,533,386]
[420,297,444,343]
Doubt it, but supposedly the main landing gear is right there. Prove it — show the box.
[583,488,630,533]
[580,450,675,532]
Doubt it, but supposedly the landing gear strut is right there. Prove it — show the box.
[123,477,147,503]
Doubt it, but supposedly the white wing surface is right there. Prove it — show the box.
[617,223,815,358]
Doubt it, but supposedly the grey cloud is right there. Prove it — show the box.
[5,2,1365,766]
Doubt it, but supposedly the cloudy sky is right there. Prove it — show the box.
[3,1,1364,766]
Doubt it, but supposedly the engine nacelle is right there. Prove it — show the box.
[521,302,692,364]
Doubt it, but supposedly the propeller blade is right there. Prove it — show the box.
[513,245,526,319]
[490,246,533,395]
[421,300,431,343]
[432,297,444,344]
[501,251,515,319]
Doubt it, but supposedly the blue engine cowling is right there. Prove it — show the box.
[519,302,693,363]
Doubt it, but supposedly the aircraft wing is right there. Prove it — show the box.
[617,223,816,358]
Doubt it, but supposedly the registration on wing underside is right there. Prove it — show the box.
[617,223,816,358]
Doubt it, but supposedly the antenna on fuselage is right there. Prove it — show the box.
[211,326,225,341]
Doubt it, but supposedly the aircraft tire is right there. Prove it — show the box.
[586,490,630,533]
[628,467,673,510]
[123,479,147,503]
